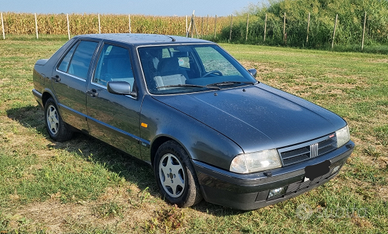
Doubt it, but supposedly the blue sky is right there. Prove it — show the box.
[1,0,266,16]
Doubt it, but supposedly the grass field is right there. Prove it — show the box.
[0,35,387,233]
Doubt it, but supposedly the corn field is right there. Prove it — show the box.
[0,12,231,37]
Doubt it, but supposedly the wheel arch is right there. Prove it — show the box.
[150,135,189,168]
[42,91,53,106]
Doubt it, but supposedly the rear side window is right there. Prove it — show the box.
[58,40,98,80]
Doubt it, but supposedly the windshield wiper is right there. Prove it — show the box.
[158,84,221,90]
[207,81,256,87]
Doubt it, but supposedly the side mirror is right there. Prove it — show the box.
[107,81,137,97]
[248,68,257,78]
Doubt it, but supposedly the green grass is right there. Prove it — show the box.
[0,36,387,233]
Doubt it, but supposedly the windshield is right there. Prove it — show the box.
[138,44,257,94]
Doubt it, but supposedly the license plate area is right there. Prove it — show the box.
[304,160,331,181]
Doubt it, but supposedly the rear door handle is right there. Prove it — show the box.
[87,89,99,97]
[52,75,61,82]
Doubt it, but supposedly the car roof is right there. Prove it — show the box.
[73,33,214,46]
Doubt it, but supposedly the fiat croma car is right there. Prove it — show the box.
[32,34,354,210]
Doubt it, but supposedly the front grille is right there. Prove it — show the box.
[279,134,337,166]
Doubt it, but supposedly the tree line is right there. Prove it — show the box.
[218,0,388,50]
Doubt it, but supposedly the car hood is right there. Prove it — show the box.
[153,83,346,153]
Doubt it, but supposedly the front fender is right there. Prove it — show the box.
[140,95,243,170]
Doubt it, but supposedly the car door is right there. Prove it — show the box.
[51,40,99,132]
[86,43,142,158]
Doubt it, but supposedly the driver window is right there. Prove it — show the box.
[94,44,134,90]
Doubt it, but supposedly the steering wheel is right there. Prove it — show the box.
[202,70,223,77]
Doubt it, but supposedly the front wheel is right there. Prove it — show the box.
[44,98,73,142]
[154,141,202,208]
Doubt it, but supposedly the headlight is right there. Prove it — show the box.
[336,125,350,148]
[230,149,282,174]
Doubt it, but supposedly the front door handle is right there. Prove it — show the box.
[87,89,99,97]
[52,75,61,82]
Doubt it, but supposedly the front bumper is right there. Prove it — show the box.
[193,141,354,210]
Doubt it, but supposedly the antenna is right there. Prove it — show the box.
[167,35,176,42]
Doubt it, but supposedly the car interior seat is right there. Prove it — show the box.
[154,57,187,88]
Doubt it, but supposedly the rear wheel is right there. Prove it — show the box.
[154,140,202,207]
[44,98,73,142]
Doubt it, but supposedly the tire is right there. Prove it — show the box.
[44,98,73,142]
[154,140,202,208]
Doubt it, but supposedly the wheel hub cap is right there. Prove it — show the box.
[159,153,185,198]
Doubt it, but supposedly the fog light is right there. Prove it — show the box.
[268,186,287,199]
[332,165,341,174]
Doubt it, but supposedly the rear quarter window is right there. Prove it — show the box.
[58,40,98,80]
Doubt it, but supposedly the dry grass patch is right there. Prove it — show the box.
[3,185,172,233]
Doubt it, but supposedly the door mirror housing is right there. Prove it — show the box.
[107,81,137,97]
[248,68,257,78]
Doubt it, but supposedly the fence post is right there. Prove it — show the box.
[188,11,195,38]
[283,12,286,44]
[264,13,267,42]
[98,14,101,34]
[306,12,310,43]
[214,15,217,39]
[191,11,199,38]
[67,14,70,40]
[245,14,249,41]
[332,14,338,49]
[362,11,367,50]
[186,11,196,38]
[129,14,131,33]
[185,15,188,37]
[35,13,39,39]
[206,15,209,35]
[229,15,233,42]
[1,12,5,40]
[201,17,204,38]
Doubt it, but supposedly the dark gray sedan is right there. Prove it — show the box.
[32,34,354,210]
